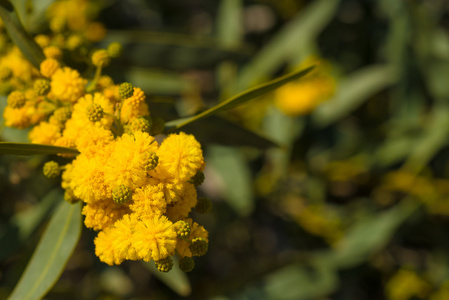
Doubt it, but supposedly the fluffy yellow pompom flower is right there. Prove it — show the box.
[75,125,114,159]
[120,98,149,124]
[4,102,45,129]
[40,58,60,78]
[156,132,204,182]
[83,199,131,231]
[130,183,167,218]
[51,67,87,102]
[132,215,177,262]
[103,131,159,190]
[70,149,112,203]
[28,121,61,145]
[165,183,197,222]
[63,93,114,142]
[94,228,123,266]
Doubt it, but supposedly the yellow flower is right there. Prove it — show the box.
[0,47,36,83]
[40,58,60,78]
[35,34,51,48]
[83,199,131,231]
[156,132,204,182]
[132,215,177,262]
[130,183,167,218]
[50,67,87,102]
[75,125,114,158]
[28,121,61,145]
[126,87,146,107]
[120,98,149,124]
[70,150,112,203]
[94,227,123,266]
[165,183,197,222]
[103,131,159,190]
[91,49,110,67]
[43,46,62,59]
[63,93,114,142]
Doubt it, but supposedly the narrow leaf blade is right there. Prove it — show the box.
[0,1,45,68]
[8,201,82,300]
[165,65,315,131]
[0,142,79,155]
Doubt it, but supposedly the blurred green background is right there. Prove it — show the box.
[4,0,449,299]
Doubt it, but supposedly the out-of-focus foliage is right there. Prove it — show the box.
[2,0,449,299]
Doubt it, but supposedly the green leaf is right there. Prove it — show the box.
[312,64,399,127]
[0,142,79,155]
[0,0,45,69]
[216,0,243,48]
[207,145,254,216]
[0,189,61,261]
[8,201,82,300]
[236,0,339,91]
[165,65,315,132]
[143,259,191,297]
[326,200,418,269]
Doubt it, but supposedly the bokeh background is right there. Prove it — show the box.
[3,0,449,299]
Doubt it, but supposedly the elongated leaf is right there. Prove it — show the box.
[143,259,191,297]
[207,145,254,216]
[0,0,45,68]
[312,64,398,127]
[0,142,79,155]
[165,65,315,132]
[0,189,61,261]
[217,0,243,48]
[9,201,82,300]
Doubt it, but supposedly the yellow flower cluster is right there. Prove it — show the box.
[274,57,336,116]
[1,0,210,272]
[64,127,208,267]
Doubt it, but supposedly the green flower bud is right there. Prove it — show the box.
[190,171,205,187]
[195,197,212,214]
[174,220,191,239]
[107,42,123,58]
[190,237,208,257]
[43,161,61,178]
[112,185,132,204]
[86,103,104,122]
[34,79,51,96]
[179,257,195,272]
[155,257,173,272]
[51,106,72,124]
[119,82,134,99]
[125,117,152,134]
[141,151,159,172]
[7,91,26,109]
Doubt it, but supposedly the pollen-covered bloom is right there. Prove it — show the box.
[64,119,208,268]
